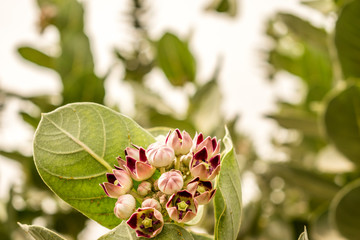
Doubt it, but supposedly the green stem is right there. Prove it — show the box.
[130,189,143,203]
[175,157,181,170]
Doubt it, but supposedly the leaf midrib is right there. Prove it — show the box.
[43,114,113,172]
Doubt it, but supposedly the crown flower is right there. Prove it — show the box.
[100,129,221,238]
[127,207,164,238]
[165,129,193,155]
[186,177,216,205]
[117,146,156,181]
[166,190,198,223]
[100,168,133,198]
[190,133,221,180]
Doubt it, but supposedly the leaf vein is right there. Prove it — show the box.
[42,114,113,172]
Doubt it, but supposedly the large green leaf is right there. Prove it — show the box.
[18,223,67,240]
[188,80,222,135]
[335,0,360,79]
[98,222,194,240]
[214,128,242,240]
[156,32,196,86]
[324,84,360,167]
[33,103,155,228]
[330,179,360,240]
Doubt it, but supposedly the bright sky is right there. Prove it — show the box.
[0,0,329,238]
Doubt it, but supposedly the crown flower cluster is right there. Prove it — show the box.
[100,129,221,238]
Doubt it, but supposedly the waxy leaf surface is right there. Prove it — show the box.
[98,222,194,240]
[214,128,242,240]
[33,103,155,228]
[19,223,67,240]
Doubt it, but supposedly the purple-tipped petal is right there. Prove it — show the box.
[175,129,182,139]
[134,161,155,181]
[196,133,204,145]
[209,155,220,168]
[139,148,147,162]
[211,138,217,152]
[101,182,126,198]
[194,147,208,161]
[125,147,139,161]
[135,230,151,238]
[176,190,193,198]
[127,214,138,229]
[126,156,137,173]
[106,173,117,184]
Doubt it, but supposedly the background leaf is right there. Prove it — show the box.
[214,128,242,240]
[335,0,360,79]
[18,223,67,240]
[330,178,360,240]
[33,103,155,228]
[156,32,196,86]
[324,84,360,167]
[17,47,56,70]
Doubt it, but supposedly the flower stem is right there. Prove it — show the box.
[160,167,165,174]
[130,189,143,203]
[175,157,181,170]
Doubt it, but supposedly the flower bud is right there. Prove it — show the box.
[158,170,184,195]
[137,181,152,196]
[165,129,193,155]
[142,198,161,212]
[114,194,136,220]
[146,143,175,168]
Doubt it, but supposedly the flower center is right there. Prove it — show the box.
[177,200,189,211]
[114,180,119,185]
[142,217,153,228]
[197,185,206,193]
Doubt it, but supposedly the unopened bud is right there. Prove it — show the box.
[137,181,152,196]
[146,143,175,168]
[142,198,161,211]
[158,170,184,195]
[114,194,136,220]
[166,129,193,155]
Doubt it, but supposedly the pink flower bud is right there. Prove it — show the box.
[137,181,152,196]
[142,198,161,212]
[165,129,193,155]
[100,168,133,198]
[114,194,136,220]
[117,146,156,181]
[146,143,175,168]
[166,190,198,223]
[158,170,184,195]
[127,207,164,238]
